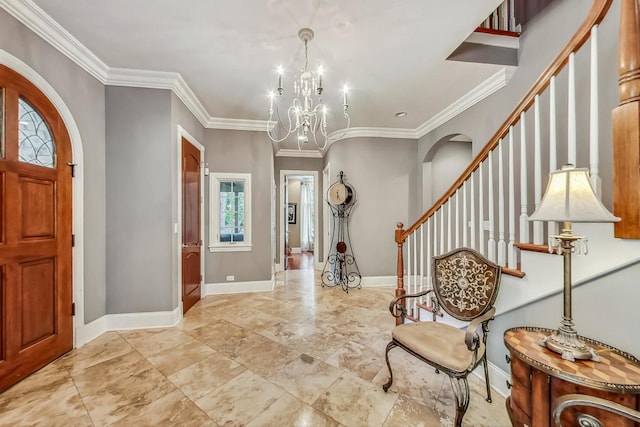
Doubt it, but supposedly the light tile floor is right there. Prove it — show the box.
[0,270,511,426]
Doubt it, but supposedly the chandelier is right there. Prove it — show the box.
[267,28,350,150]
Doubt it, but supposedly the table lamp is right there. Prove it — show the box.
[528,164,620,361]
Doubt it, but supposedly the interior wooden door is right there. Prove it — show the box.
[181,138,201,314]
[0,65,73,392]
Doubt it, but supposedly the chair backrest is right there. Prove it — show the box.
[432,247,502,321]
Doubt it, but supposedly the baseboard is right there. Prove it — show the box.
[204,277,275,295]
[75,306,182,347]
[291,247,302,254]
[75,316,108,347]
[360,276,397,287]
[472,360,510,399]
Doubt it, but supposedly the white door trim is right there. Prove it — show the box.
[278,170,319,272]
[0,49,88,346]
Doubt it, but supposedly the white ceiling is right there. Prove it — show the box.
[22,0,506,151]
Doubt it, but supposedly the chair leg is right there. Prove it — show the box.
[482,355,492,403]
[449,376,470,427]
[382,341,397,392]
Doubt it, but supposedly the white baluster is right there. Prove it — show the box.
[508,126,517,268]
[550,76,558,172]
[488,150,496,262]
[590,25,602,198]
[479,161,485,256]
[463,181,468,247]
[407,233,412,312]
[533,95,544,244]
[509,0,516,32]
[433,211,438,257]
[498,139,506,266]
[519,112,529,244]
[549,76,559,237]
[419,223,424,294]
[406,233,412,314]
[568,52,577,165]
[439,207,445,254]
[447,199,452,252]
[413,228,417,315]
[455,191,460,248]
[470,173,476,250]
[426,218,432,307]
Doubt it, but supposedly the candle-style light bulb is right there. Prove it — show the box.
[317,66,324,90]
[277,65,284,95]
[343,86,349,107]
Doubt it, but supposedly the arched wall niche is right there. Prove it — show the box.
[422,133,472,212]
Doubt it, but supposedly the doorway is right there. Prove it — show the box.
[280,171,319,271]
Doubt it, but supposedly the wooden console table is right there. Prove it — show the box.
[504,327,640,427]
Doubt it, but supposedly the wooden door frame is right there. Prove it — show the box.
[277,169,320,271]
[0,51,87,347]
[176,126,205,316]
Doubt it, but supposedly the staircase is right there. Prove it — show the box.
[393,0,640,397]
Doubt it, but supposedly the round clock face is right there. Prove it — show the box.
[328,182,352,205]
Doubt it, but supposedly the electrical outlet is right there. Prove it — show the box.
[226,275,235,281]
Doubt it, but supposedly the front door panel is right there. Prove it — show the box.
[0,65,73,392]
[181,138,201,313]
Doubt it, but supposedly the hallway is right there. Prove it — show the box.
[0,271,509,426]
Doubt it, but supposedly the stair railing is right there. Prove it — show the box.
[395,0,619,324]
[479,0,517,33]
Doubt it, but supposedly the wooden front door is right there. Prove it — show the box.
[181,138,201,313]
[0,66,73,391]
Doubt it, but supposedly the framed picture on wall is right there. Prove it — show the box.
[287,203,297,224]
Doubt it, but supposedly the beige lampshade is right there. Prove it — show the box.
[528,164,621,223]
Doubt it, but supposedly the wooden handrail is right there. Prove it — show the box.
[401,0,613,241]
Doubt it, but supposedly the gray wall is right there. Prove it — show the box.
[0,9,107,323]
[274,156,325,263]
[324,137,418,277]
[418,0,619,210]
[204,129,274,283]
[106,87,174,313]
[490,261,640,374]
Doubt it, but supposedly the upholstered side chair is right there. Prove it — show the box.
[382,247,502,427]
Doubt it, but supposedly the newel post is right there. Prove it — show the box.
[612,0,640,238]
[395,222,406,326]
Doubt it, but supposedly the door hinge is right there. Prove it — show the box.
[200,274,203,283]
[67,162,77,177]
[71,302,75,316]
[72,234,75,247]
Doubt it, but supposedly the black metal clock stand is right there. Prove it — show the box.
[321,171,362,293]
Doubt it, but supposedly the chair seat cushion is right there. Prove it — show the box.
[392,321,485,373]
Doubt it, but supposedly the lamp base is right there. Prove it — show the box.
[539,320,600,362]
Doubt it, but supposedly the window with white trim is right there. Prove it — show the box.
[209,173,251,252]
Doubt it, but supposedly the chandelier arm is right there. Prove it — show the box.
[267,104,299,143]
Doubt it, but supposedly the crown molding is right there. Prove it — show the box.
[329,127,419,140]
[0,0,109,82]
[1,1,514,142]
[275,149,323,158]
[206,117,269,132]
[415,67,514,139]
